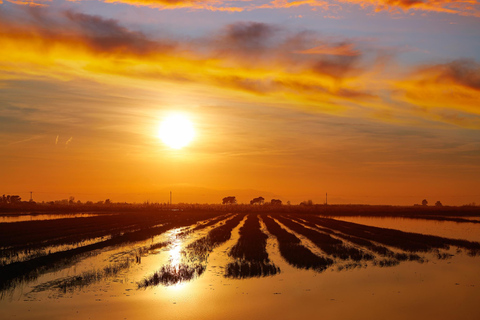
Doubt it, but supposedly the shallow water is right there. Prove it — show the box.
[1,215,479,320]
[333,216,480,242]
[0,213,104,223]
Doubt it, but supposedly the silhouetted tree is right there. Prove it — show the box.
[250,197,264,205]
[69,196,75,205]
[300,200,313,206]
[463,202,476,207]
[422,199,428,206]
[222,196,237,205]
[3,195,22,204]
[435,201,442,207]
[105,199,111,205]
[270,199,282,205]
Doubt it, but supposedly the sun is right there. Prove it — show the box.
[158,114,195,149]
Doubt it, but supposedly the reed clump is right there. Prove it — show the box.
[139,264,205,287]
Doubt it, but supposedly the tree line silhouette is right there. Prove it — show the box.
[0,195,22,204]
[222,196,282,206]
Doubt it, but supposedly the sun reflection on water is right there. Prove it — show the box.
[169,281,188,292]
[169,242,183,267]
[166,227,188,269]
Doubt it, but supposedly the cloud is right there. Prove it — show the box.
[0,9,176,57]
[260,0,480,17]
[429,59,480,91]
[5,0,50,7]
[4,8,480,129]
[55,135,59,145]
[6,0,478,16]
[66,136,73,145]
[103,0,245,11]
[338,0,480,17]
[394,59,480,128]
[256,0,333,10]
[0,9,380,114]
[217,22,278,52]
[296,43,360,57]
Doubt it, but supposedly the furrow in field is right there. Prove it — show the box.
[308,216,480,254]
[225,214,280,278]
[138,213,246,287]
[277,215,374,261]
[262,215,332,271]
[288,215,422,263]
[0,212,220,292]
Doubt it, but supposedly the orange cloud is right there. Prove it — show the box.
[256,0,333,10]
[395,59,480,128]
[6,0,50,6]
[296,43,360,57]
[3,7,480,130]
[103,0,245,11]
[257,0,480,17]
[0,9,379,114]
[5,0,479,16]
[340,0,480,17]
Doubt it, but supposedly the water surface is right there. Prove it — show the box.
[1,214,479,320]
[0,213,104,223]
[333,216,480,242]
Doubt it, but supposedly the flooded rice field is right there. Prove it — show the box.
[334,216,480,242]
[1,210,479,319]
[0,213,105,224]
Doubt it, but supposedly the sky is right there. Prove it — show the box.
[0,0,479,205]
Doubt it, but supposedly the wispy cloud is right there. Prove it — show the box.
[394,59,480,128]
[296,43,360,57]
[7,135,43,146]
[340,0,480,17]
[5,0,50,7]
[5,0,479,16]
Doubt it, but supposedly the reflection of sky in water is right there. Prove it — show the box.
[334,216,480,242]
[6,235,480,320]
[0,213,103,223]
[1,217,480,319]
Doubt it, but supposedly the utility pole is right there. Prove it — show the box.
[170,191,172,205]
[30,191,33,202]
[325,192,328,205]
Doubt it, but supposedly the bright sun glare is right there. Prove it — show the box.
[158,114,195,149]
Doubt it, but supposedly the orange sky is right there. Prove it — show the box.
[0,2,479,205]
